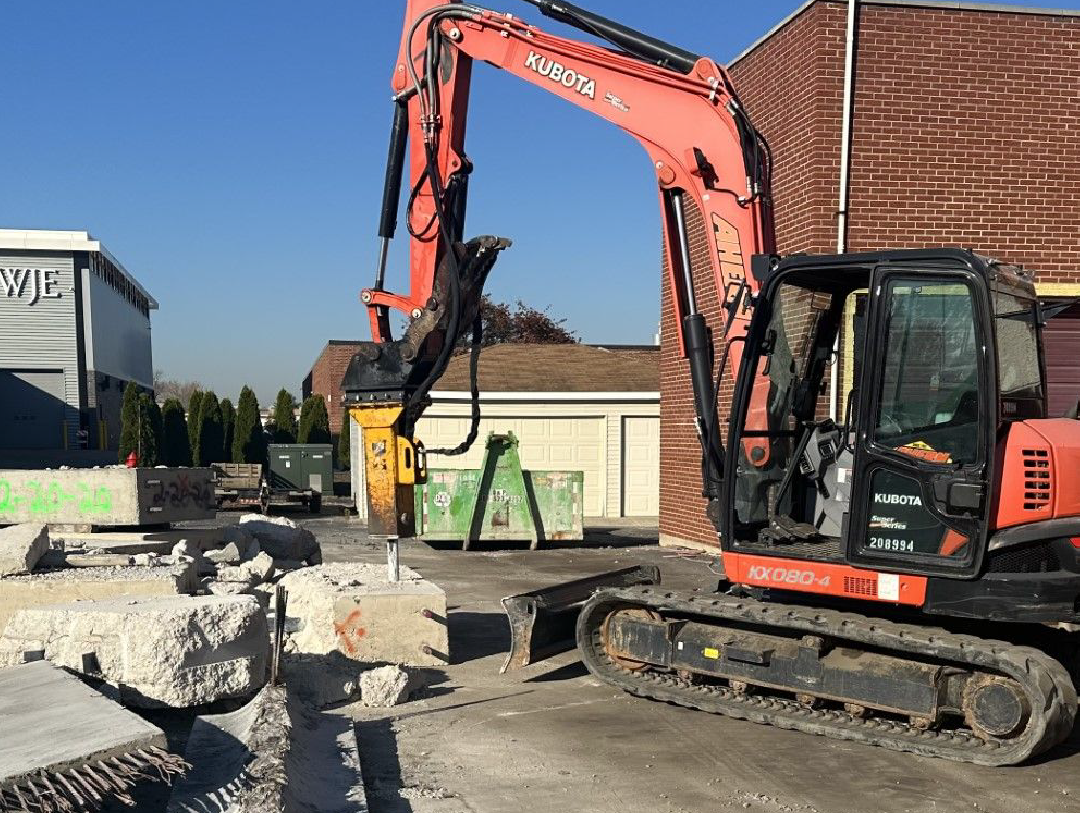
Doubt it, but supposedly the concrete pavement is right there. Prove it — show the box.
[289,514,1080,813]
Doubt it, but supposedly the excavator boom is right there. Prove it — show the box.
[343,0,775,538]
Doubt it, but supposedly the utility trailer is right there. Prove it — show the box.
[211,463,268,512]
[266,444,332,513]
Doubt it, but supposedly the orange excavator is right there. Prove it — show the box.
[343,0,1080,764]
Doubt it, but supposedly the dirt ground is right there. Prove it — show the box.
[291,513,1080,813]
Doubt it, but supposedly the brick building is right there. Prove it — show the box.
[660,0,1080,549]
[303,340,362,430]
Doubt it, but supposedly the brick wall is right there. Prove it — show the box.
[305,341,361,430]
[845,5,1080,274]
[659,1,1080,548]
[660,198,728,546]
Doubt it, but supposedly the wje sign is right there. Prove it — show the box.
[1,268,63,306]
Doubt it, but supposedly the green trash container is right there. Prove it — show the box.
[415,432,584,549]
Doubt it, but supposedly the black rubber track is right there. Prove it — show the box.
[576,586,1077,765]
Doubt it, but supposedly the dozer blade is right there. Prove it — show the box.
[500,565,659,673]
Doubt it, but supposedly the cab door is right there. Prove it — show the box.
[846,266,994,577]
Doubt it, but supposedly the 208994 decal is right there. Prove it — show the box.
[867,536,915,553]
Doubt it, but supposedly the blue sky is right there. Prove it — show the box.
[4,0,1078,404]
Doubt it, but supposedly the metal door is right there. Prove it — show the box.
[0,369,66,449]
[847,268,994,578]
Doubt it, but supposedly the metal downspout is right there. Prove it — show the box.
[830,0,858,421]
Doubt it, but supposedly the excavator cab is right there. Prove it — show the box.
[726,249,1004,577]
[720,248,1080,621]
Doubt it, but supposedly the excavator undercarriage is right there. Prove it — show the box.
[576,586,1076,765]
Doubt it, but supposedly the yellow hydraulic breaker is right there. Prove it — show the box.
[349,404,426,538]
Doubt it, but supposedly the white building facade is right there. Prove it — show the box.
[0,229,156,460]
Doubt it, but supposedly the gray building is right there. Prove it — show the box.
[0,229,156,460]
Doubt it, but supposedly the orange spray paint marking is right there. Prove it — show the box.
[334,609,367,656]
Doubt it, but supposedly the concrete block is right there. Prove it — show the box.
[0,560,198,632]
[278,563,448,666]
[0,661,185,811]
[58,527,225,554]
[0,467,215,526]
[0,523,49,576]
[239,513,320,562]
[0,594,268,708]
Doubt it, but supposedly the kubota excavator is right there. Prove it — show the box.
[342,0,1080,764]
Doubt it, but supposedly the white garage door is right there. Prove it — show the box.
[419,415,606,516]
[622,416,659,516]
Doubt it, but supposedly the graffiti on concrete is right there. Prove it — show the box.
[0,479,114,518]
[147,473,215,510]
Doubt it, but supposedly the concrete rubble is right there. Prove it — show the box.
[282,653,365,709]
[278,562,449,666]
[239,514,322,564]
[0,660,187,812]
[0,512,446,810]
[0,524,48,577]
[0,594,268,708]
[360,664,415,708]
[206,541,243,564]
[167,683,366,813]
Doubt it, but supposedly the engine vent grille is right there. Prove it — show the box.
[1021,449,1052,510]
[843,576,876,597]
[987,541,1061,574]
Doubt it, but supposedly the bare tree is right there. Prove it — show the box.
[455,296,577,350]
[154,370,204,409]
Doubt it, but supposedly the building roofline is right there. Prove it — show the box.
[729,0,1080,66]
[587,343,660,351]
[0,228,158,309]
[431,390,660,401]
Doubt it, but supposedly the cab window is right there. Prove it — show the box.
[874,279,978,465]
[993,291,1042,401]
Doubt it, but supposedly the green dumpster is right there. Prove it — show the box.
[415,433,584,549]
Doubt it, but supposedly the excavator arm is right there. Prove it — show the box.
[343,0,775,537]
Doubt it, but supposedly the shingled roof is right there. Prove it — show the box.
[432,344,658,393]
